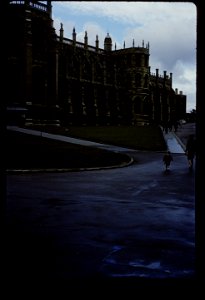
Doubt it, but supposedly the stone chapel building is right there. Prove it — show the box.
[7,1,186,126]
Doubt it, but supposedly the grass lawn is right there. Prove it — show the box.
[6,130,132,170]
[6,125,167,170]
[26,124,167,151]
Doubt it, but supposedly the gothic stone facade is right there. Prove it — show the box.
[7,1,186,126]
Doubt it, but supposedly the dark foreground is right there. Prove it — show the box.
[4,122,204,293]
[5,150,197,292]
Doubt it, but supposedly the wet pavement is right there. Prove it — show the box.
[5,123,198,290]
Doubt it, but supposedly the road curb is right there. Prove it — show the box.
[6,156,134,174]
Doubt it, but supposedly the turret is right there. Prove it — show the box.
[104,33,112,51]
[47,1,52,18]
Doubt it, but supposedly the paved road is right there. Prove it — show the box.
[5,124,197,290]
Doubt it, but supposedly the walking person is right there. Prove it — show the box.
[185,134,196,171]
[163,151,173,170]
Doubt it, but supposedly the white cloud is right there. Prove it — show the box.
[172,60,196,112]
[55,2,196,27]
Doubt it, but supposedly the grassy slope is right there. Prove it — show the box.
[26,124,167,150]
[6,125,167,169]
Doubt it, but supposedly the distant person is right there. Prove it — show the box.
[173,120,180,132]
[168,120,173,132]
[163,151,173,170]
[185,134,196,171]
[162,121,168,134]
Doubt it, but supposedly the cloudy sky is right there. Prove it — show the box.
[51,1,196,113]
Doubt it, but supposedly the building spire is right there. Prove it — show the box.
[95,35,99,51]
[72,27,76,44]
[84,31,88,48]
[60,23,64,42]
